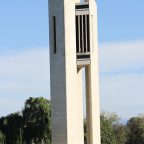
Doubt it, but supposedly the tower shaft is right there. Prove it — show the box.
[49,0,100,143]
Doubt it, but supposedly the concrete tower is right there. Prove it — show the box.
[49,0,100,144]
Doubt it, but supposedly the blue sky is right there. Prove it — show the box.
[0,0,144,119]
[98,0,144,42]
[0,0,48,53]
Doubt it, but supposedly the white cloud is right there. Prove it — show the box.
[0,48,50,116]
[99,41,144,74]
[99,40,144,119]
[1,41,144,119]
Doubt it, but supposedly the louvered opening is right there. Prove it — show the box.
[75,3,90,64]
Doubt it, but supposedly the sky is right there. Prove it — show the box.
[0,0,144,119]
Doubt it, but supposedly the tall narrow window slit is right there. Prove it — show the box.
[53,16,57,54]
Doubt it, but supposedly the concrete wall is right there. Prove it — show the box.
[49,0,67,143]
[86,1,101,143]
[49,0,84,144]
[49,0,100,143]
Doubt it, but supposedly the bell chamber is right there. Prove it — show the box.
[75,3,90,67]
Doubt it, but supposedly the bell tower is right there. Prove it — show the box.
[49,0,100,143]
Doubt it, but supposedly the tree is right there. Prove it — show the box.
[101,112,120,124]
[100,114,116,144]
[85,112,124,144]
[0,112,23,144]
[23,97,51,144]
[113,123,128,144]
[84,119,87,144]
[0,131,5,144]
[3,113,23,144]
[100,112,128,144]
[126,117,144,144]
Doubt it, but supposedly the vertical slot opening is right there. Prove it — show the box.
[76,16,79,53]
[87,15,90,52]
[81,15,84,53]
[85,15,88,53]
[83,15,86,52]
[53,16,56,54]
[80,15,83,52]
[82,67,88,144]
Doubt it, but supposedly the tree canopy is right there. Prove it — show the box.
[1,97,144,144]
[0,131,5,144]
[126,116,144,144]
[100,113,117,144]
[0,97,51,144]
[23,97,51,144]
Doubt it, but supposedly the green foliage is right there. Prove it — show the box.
[0,131,5,144]
[126,117,144,144]
[84,119,87,144]
[100,114,116,144]
[113,123,128,144]
[101,112,128,144]
[0,97,51,144]
[0,112,23,144]
[101,112,120,124]
[23,97,51,144]
[3,96,144,144]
